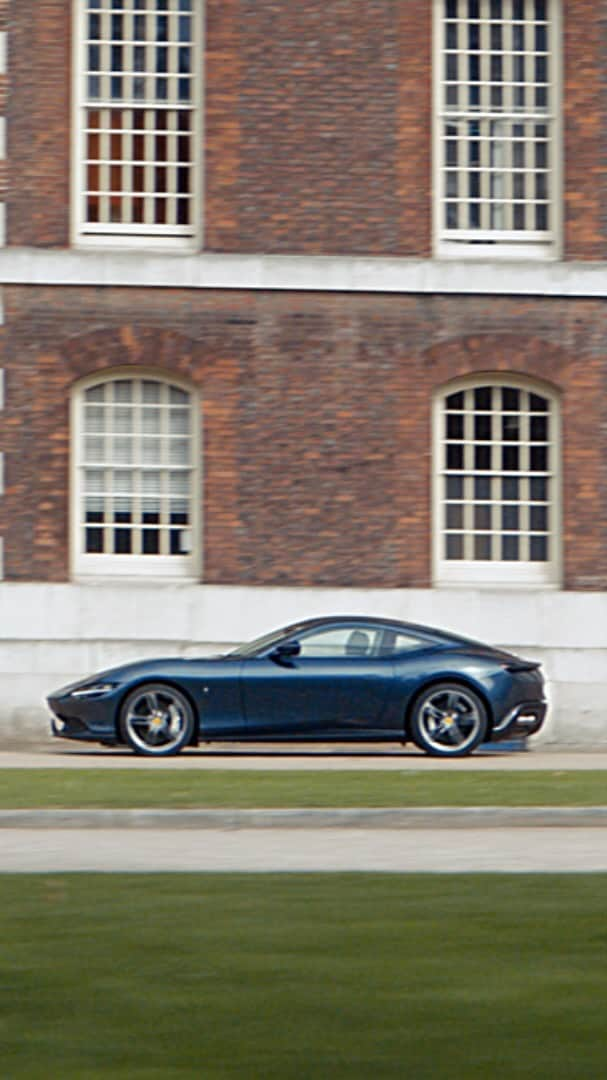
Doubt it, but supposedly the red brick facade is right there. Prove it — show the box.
[5,0,607,257]
[0,2,606,591]
[0,286,605,589]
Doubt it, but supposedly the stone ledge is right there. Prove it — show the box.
[1,248,607,297]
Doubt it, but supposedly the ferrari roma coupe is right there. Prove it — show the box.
[47,616,547,758]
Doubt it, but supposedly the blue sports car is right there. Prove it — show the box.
[47,616,547,758]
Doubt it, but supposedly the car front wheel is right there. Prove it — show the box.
[119,683,195,756]
[410,682,488,757]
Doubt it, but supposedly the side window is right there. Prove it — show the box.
[378,631,426,656]
[297,626,381,659]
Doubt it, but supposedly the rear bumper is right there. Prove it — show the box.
[491,700,547,741]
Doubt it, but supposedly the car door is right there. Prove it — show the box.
[240,623,396,738]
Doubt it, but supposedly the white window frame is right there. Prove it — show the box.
[432,374,561,587]
[71,369,201,580]
[72,0,204,251]
[433,0,562,260]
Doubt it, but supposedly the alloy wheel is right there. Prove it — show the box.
[120,683,194,756]
[412,683,487,757]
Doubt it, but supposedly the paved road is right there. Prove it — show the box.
[2,826,607,872]
[3,745,607,770]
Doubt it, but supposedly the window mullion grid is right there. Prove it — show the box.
[101,34,111,117]
[101,403,112,556]
[160,383,170,557]
[131,381,142,557]
[488,390,499,562]
[522,6,532,231]
[455,9,465,231]
[438,0,554,247]
[519,395,531,561]
[463,391,475,561]
[124,110,133,227]
[546,456,554,566]
[439,382,555,580]
[502,7,514,231]
[168,110,177,228]
[478,12,491,233]
[122,25,133,226]
[545,3,555,237]
[144,110,155,227]
[99,112,110,226]
[442,409,454,561]
[81,1,197,240]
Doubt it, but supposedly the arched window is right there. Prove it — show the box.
[434,377,560,585]
[72,373,199,578]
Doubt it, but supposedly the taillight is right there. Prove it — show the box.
[502,661,541,673]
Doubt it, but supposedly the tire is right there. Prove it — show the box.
[409,682,488,758]
[119,683,195,757]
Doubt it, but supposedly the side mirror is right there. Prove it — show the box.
[270,640,301,662]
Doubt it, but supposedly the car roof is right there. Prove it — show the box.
[285,615,471,645]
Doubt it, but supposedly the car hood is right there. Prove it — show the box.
[49,655,236,697]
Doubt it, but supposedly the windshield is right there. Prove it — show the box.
[226,621,309,659]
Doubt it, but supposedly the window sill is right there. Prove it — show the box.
[74,234,200,254]
[72,575,201,586]
[436,242,559,262]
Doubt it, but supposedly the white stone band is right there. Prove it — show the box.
[1,248,607,298]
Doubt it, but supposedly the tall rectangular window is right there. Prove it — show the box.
[434,0,559,258]
[75,0,200,246]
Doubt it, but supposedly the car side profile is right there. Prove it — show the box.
[47,616,547,758]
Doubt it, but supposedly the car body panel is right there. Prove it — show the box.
[240,654,398,737]
[47,616,547,755]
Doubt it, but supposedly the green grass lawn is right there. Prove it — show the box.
[0,768,606,808]
[1,873,606,1079]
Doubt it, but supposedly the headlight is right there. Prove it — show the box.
[70,683,117,699]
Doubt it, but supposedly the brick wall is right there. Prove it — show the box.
[0,0,8,204]
[5,0,607,258]
[0,285,605,589]
[7,0,71,246]
[563,0,607,257]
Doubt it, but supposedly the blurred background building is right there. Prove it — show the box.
[0,0,605,741]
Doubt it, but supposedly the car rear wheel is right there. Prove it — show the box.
[119,683,195,756]
[410,682,487,757]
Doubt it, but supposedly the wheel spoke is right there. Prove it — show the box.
[167,705,183,736]
[128,712,151,729]
[425,703,445,722]
[448,723,465,745]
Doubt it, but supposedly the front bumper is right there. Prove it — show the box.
[491,700,547,741]
[47,689,121,745]
[50,713,115,743]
